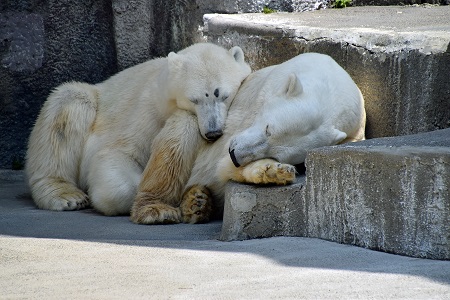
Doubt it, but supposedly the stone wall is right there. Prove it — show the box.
[0,0,117,169]
[0,0,328,169]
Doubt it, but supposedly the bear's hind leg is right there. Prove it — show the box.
[88,149,142,216]
[26,82,98,211]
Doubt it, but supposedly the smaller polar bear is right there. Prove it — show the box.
[26,43,251,216]
[130,52,366,224]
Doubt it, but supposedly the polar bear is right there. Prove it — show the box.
[25,43,251,216]
[130,52,366,224]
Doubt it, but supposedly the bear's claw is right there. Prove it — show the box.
[61,193,89,210]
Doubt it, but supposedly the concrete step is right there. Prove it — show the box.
[220,128,450,259]
[204,6,450,139]
[208,7,450,259]
[221,177,307,241]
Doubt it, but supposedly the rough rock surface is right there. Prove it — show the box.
[0,0,117,169]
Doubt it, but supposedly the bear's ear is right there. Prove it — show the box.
[168,52,184,72]
[229,46,245,64]
[284,73,303,98]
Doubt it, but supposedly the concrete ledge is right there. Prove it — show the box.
[221,129,450,259]
[306,146,449,260]
[221,177,306,241]
[205,6,450,138]
[205,9,450,55]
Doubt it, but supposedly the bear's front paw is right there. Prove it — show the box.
[243,159,296,185]
[130,201,181,225]
[180,185,212,224]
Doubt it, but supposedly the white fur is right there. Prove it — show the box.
[25,43,251,215]
[184,53,366,210]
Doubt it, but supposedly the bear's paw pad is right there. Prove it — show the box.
[131,202,181,224]
[180,185,212,224]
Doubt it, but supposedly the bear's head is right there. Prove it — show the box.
[167,43,251,142]
[227,53,364,168]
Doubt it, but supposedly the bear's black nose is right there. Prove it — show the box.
[229,148,240,168]
[205,130,223,142]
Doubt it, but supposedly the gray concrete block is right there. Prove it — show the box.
[220,177,307,241]
[221,129,450,259]
[204,6,450,138]
[306,146,450,259]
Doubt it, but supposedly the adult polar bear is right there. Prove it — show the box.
[131,52,366,224]
[26,43,251,216]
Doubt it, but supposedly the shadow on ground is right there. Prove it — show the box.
[1,176,449,286]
